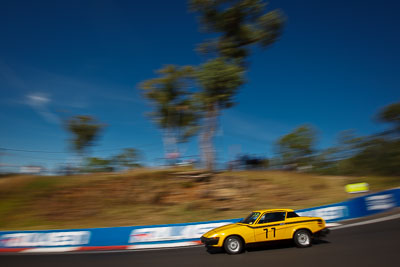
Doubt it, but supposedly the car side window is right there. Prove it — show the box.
[286,212,300,219]
[257,212,286,224]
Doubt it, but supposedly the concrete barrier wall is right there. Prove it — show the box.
[1,188,399,252]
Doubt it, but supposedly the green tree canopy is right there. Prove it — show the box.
[66,115,104,156]
[195,58,244,109]
[338,138,400,176]
[277,125,316,167]
[377,102,400,135]
[139,65,199,161]
[85,157,113,173]
[139,65,198,142]
[312,103,400,176]
[195,58,244,170]
[189,0,284,63]
[113,148,141,169]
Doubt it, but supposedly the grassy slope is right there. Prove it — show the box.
[0,169,399,230]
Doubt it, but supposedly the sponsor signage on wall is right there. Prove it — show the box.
[345,182,369,194]
[297,206,349,221]
[129,222,232,243]
[1,231,90,248]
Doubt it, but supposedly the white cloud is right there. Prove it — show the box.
[26,92,60,124]
[27,93,50,106]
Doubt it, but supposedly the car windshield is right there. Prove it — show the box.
[240,212,261,224]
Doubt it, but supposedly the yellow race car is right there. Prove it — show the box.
[201,208,329,254]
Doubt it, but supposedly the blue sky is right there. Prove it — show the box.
[1,0,399,171]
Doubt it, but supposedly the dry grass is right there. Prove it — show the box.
[0,169,398,230]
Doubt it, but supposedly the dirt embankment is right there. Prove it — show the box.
[0,169,398,230]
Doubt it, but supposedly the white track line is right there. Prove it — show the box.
[21,247,80,253]
[331,213,400,230]
[128,241,200,250]
[326,223,341,227]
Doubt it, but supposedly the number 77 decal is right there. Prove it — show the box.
[264,228,276,239]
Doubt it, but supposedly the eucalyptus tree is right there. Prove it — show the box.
[113,148,141,169]
[378,102,400,136]
[190,0,285,170]
[66,115,104,166]
[276,125,316,168]
[139,65,199,161]
[195,58,244,170]
[189,0,284,65]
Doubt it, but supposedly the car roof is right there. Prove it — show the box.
[252,208,295,213]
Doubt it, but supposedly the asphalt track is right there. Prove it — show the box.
[1,216,400,267]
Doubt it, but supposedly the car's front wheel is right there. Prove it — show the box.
[293,229,312,248]
[224,236,244,255]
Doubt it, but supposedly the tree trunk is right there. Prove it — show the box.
[163,128,179,165]
[201,105,218,171]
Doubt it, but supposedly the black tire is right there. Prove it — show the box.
[224,236,244,255]
[293,229,312,248]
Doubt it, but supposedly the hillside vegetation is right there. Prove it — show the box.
[0,169,399,230]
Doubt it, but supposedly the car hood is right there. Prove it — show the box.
[214,223,241,232]
[203,223,244,237]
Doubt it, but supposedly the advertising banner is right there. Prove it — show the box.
[297,188,400,222]
[0,219,239,250]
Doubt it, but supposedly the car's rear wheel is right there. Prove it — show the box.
[224,236,243,255]
[293,229,312,248]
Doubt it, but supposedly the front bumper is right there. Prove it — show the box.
[200,236,220,246]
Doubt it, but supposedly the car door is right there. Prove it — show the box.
[253,211,287,242]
